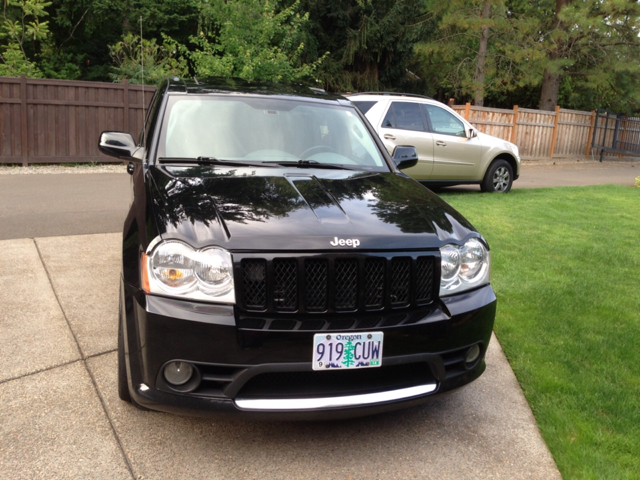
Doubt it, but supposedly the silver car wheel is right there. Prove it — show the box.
[493,167,510,192]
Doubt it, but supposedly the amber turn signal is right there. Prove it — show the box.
[141,253,151,293]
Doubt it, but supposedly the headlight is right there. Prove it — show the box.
[142,240,235,304]
[440,238,490,296]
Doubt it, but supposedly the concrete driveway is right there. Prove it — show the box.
[0,235,561,479]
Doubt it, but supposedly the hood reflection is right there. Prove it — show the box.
[148,165,475,249]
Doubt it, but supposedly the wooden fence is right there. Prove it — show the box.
[451,103,638,160]
[0,75,154,165]
[1,75,637,164]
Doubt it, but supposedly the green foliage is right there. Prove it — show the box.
[189,0,324,82]
[0,42,40,76]
[441,185,640,478]
[0,0,52,77]
[530,0,640,112]
[40,0,200,81]
[1,0,639,114]
[299,0,431,92]
[108,32,188,85]
[414,0,640,112]
[414,0,514,102]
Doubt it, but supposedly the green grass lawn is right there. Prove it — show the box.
[439,185,640,479]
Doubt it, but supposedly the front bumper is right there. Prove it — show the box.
[121,282,496,420]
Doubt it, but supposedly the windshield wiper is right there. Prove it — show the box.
[276,160,357,170]
[157,157,276,168]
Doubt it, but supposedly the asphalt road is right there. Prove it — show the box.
[0,173,131,240]
[0,161,636,240]
[437,160,638,192]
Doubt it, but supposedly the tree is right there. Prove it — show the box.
[0,0,51,77]
[412,0,640,112]
[529,0,640,111]
[189,0,325,82]
[41,0,199,81]
[109,32,188,84]
[299,0,430,92]
[413,0,521,106]
[341,341,355,367]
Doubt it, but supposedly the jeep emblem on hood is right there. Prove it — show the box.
[330,237,360,248]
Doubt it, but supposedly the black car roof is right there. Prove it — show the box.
[164,77,347,103]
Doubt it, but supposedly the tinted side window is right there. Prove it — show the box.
[423,105,466,137]
[382,106,396,128]
[383,102,425,131]
[352,101,377,115]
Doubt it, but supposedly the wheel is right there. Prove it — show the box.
[117,289,131,402]
[481,159,513,193]
[299,145,336,158]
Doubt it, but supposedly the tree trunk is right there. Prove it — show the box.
[538,0,570,111]
[539,66,561,111]
[474,1,492,107]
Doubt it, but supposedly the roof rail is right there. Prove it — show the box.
[347,92,433,100]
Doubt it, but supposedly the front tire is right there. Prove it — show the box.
[481,159,513,193]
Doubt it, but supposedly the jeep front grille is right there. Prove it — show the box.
[237,252,437,315]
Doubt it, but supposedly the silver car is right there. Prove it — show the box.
[347,93,521,192]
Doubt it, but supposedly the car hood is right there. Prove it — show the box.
[147,165,478,251]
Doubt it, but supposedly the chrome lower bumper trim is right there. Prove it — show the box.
[234,384,437,411]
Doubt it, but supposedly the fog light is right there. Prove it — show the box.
[163,361,194,386]
[465,344,481,364]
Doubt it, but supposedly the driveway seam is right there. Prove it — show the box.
[0,358,82,386]
[86,348,117,359]
[33,238,137,480]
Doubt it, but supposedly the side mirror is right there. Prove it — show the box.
[467,127,477,138]
[392,146,419,170]
[99,132,138,160]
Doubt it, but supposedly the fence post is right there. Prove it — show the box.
[123,79,130,133]
[549,105,561,158]
[464,102,471,121]
[585,110,596,157]
[20,74,28,166]
[510,105,519,143]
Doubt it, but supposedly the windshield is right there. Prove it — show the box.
[158,95,389,171]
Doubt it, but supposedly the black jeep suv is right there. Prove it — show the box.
[99,77,496,420]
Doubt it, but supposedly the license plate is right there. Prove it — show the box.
[312,332,383,371]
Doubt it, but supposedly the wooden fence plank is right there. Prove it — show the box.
[124,79,130,133]
[510,106,518,143]
[550,105,560,157]
[20,74,28,165]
